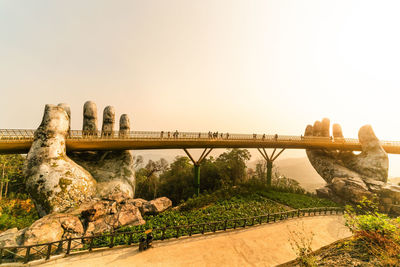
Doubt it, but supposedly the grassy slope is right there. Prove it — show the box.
[120,186,340,232]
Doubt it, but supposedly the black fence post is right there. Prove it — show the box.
[109,233,115,248]
[89,237,94,252]
[224,220,227,231]
[175,227,180,239]
[161,228,166,240]
[233,220,237,229]
[66,238,72,255]
[24,246,31,264]
[267,214,270,223]
[189,226,193,236]
[243,219,247,228]
[128,233,133,245]
[202,224,206,234]
[46,243,52,260]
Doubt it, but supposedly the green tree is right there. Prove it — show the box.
[215,149,251,186]
[0,154,26,199]
[135,158,168,200]
[158,156,193,204]
[199,157,222,192]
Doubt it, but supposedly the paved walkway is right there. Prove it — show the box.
[36,215,351,267]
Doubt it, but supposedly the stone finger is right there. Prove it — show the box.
[312,120,322,136]
[58,103,71,132]
[304,125,313,136]
[83,101,98,135]
[321,118,330,137]
[119,114,130,137]
[332,123,343,138]
[102,106,115,136]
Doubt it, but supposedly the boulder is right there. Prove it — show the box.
[0,228,25,247]
[24,104,97,216]
[141,197,172,215]
[118,203,145,226]
[80,193,147,236]
[23,213,84,246]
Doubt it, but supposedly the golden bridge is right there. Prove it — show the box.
[3,128,400,195]
[1,129,400,154]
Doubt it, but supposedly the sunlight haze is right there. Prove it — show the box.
[2,0,400,175]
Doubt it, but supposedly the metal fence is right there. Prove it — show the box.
[0,207,344,264]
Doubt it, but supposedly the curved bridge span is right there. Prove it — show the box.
[1,129,400,154]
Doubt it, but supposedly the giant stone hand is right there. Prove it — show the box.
[305,118,389,203]
[25,101,135,217]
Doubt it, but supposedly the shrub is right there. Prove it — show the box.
[344,197,400,265]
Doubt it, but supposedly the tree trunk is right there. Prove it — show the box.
[0,164,5,200]
[4,176,8,198]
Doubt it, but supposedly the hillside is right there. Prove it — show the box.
[274,157,326,192]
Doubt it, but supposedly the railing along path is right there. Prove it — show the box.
[1,129,400,154]
[0,207,344,264]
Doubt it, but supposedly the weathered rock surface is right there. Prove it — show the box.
[23,213,84,246]
[69,150,135,198]
[24,104,97,217]
[141,197,172,215]
[0,228,25,247]
[81,194,145,236]
[305,118,400,214]
[0,193,170,247]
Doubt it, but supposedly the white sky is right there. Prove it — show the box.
[2,0,400,176]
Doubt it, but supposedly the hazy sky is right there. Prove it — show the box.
[2,1,400,175]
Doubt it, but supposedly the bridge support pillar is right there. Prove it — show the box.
[194,164,200,196]
[266,160,273,187]
[257,148,285,187]
[184,148,213,197]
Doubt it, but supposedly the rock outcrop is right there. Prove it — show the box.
[0,192,172,248]
[305,118,400,214]
[24,104,97,217]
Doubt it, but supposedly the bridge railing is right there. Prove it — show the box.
[0,129,354,142]
[0,207,344,264]
[2,129,400,147]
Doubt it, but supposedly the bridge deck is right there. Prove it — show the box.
[1,129,400,154]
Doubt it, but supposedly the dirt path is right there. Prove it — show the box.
[37,215,351,267]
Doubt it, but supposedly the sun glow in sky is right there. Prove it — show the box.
[2,0,400,175]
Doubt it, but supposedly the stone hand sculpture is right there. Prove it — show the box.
[305,118,389,203]
[25,101,135,217]
[69,101,135,199]
[25,104,97,217]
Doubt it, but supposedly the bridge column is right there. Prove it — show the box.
[183,148,213,196]
[257,148,285,187]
